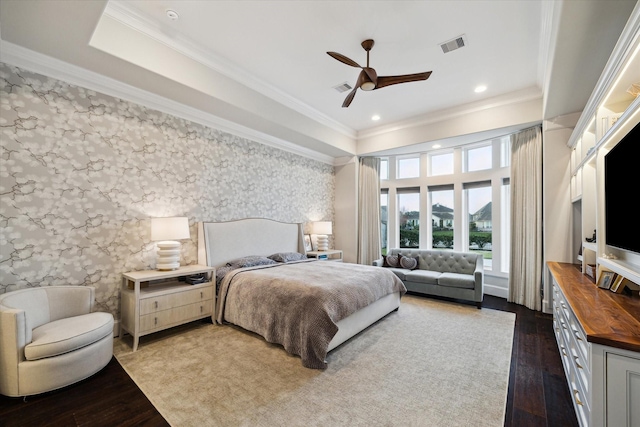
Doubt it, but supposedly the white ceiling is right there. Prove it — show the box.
[0,1,637,161]
[105,0,544,132]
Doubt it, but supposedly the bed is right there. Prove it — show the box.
[197,218,406,369]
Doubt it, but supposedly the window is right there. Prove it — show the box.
[501,178,510,273]
[500,136,511,168]
[465,182,492,268]
[381,190,388,255]
[465,144,492,172]
[397,157,420,179]
[430,186,454,250]
[429,152,453,176]
[398,188,420,248]
[376,130,513,275]
[380,159,389,180]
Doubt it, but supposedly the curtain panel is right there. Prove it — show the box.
[357,157,381,265]
[508,126,543,311]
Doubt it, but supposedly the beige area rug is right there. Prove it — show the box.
[114,295,515,427]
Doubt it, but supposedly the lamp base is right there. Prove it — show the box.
[316,235,329,251]
[156,241,181,270]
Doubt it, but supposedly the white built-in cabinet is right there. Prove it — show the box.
[560,4,640,426]
[569,3,640,284]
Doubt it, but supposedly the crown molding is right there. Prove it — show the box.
[568,2,640,148]
[0,40,335,165]
[357,86,542,140]
[104,1,356,140]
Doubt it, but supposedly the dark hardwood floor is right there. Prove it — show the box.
[0,295,578,427]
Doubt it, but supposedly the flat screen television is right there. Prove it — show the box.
[604,120,640,254]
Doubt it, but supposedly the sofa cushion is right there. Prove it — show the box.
[404,270,441,285]
[438,272,476,289]
[418,251,478,275]
[385,267,412,281]
[25,312,114,361]
[382,254,401,267]
[399,255,419,270]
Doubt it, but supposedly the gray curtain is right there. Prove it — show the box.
[357,157,381,265]
[508,126,543,311]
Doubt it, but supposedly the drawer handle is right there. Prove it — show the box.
[200,291,203,299]
[573,355,583,370]
[155,301,158,309]
[200,305,203,313]
[154,317,158,326]
[573,389,583,406]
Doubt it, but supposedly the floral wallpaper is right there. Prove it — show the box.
[0,63,334,316]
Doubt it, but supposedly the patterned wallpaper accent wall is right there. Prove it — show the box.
[0,63,334,316]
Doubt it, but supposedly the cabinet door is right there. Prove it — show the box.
[606,352,640,427]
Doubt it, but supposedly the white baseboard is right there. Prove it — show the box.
[484,283,509,299]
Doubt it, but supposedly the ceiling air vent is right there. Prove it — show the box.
[440,35,467,54]
[333,82,353,93]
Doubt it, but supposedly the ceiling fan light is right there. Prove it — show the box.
[360,82,376,91]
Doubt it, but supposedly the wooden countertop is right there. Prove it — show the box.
[548,262,640,353]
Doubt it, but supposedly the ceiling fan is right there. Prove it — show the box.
[327,39,432,108]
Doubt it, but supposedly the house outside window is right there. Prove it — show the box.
[398,189,420,248]
[430,186,454,250]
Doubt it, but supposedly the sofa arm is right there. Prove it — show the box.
[0,307,28,396]
[474,256,484,298]
[373,258,383,267]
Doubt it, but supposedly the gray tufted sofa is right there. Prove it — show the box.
[374,248,484,308]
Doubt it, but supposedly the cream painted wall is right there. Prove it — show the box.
[334,159,358,263]
[542,117,574,313]
[357,95,542,155]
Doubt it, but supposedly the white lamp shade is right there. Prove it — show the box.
[151,217,190,241]
[312,221,332,235]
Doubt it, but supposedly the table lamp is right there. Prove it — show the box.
[151,217,190,270]
[312,221,332,251]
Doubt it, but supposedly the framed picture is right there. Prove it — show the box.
[596,269,616,289]
[609,275,624,293]
[303,234,312,252]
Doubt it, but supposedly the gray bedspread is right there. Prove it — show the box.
[216,260,406,369]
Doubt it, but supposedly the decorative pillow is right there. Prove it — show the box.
[399,255,419,270]
[226,255,277,269]
[268,252,308,263]
[382,254,400,268]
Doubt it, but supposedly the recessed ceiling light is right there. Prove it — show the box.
[432,144,441,149]
[166,9,180,20]
[371,115,381,121]
[474,85,487,93]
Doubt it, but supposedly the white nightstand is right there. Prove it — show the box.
[306,250,343,262]
[120,265,215,351]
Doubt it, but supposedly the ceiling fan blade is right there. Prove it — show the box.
[342,87,358,108]
[363,67,377,85]
[375,72,432,89]
[327,52,362,68]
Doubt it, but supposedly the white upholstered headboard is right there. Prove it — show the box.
[197,219,305,267]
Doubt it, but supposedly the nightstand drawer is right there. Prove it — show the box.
[140,286,213,315]
[139,299,212,332]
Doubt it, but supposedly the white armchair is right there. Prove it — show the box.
[0,286,114,397]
